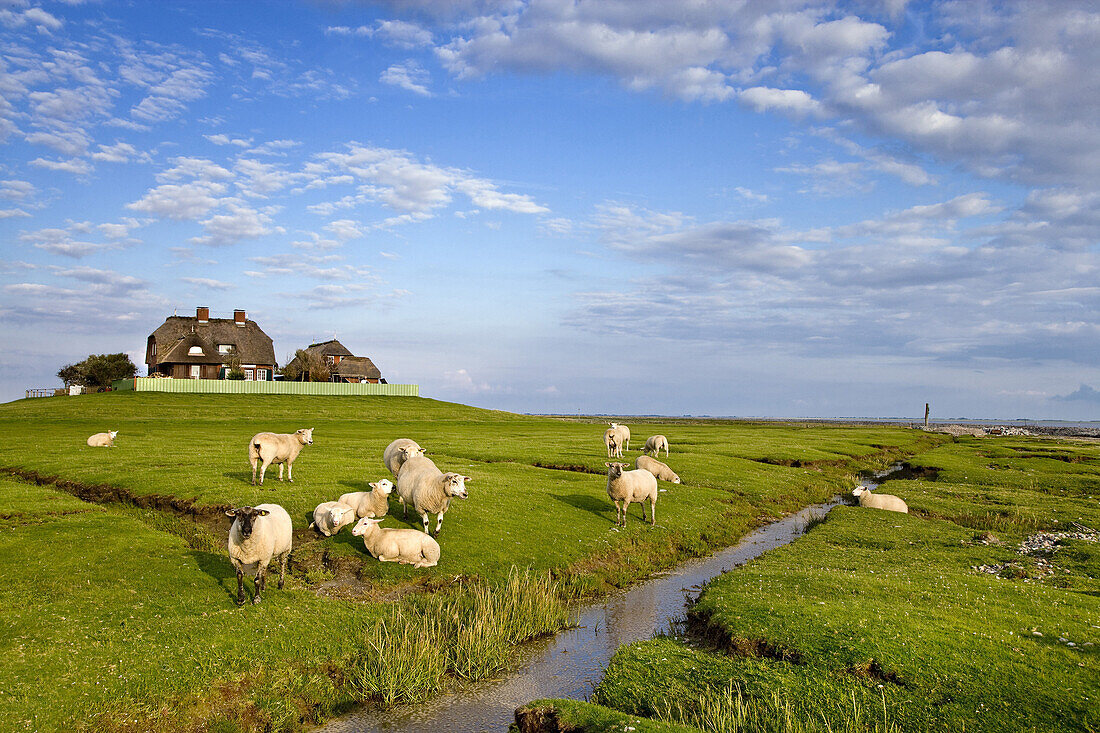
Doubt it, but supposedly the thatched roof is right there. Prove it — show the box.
[148,316,276,366]
[306,339,354,357]
[333,356,381,380]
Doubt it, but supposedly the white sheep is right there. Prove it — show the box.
[395,455,470,536]
[852,486,908,513]
[308,501,358,536]
[383,438,426,478]
[636,454,681,484]
[606,461,658,526]
[609,422,631,451]
[351,517,441,568]
[643,434,670,457]
[226,503,293,606]
[87,430,118,447]
[338,479,395,519]
[604,428,622,458]
[249,428,314,485]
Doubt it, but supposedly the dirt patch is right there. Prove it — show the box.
[513,705,584,733]
[533,461,605,475]
[686,611,803,664]
[847,658,907,687]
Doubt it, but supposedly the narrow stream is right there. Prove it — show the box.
[320,468,899,733]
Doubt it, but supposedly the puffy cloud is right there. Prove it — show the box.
[189,201,275,246]
[181,276,234,290]
[328,19,433,48]
[380,60,432,96]
[28,156,91,175]
[127,180,228,220]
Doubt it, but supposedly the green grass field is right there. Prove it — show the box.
[0,392,948,730]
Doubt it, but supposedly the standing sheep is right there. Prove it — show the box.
[604,429,622,458]
[226,503,293,606]
[609,422,631,452]
[643,435,670,457]
[87,430,118,447]
[606,461,658,527]
[395,455,470,537]
[308,501,358,536]
[351,517,441,568]
[636,455,681,484]
[383,438,425,478]
[249,428,314,485]
[852,486,908,513]
[338,479,395,519]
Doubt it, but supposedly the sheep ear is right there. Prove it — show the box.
[462,476,472,483]
[369,482,378,489]
[225,509,238,517]
[605,462,612,467]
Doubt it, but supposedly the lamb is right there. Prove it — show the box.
[636,454,681,484]
[383,438,426,478]
[604,428,622,458]
[643,434,670,457]
[609,422,631,451]
[87,430,118,447]
[226,503,293,606]
[351,517,441,568]
[249,428,314,485]
[395,455,470,536]
[852,486,908,513]
[308,501,358,536]
[606,461,658,526]
[338,479,395,519]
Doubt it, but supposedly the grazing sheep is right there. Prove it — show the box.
[643,434,670,457]
[226,503,293,606]
[351,517,441,568]
[852,486,908,513]
[249,428,314,485]
[338,479,395,519]
[609,422,631,451]
[606,461,658,526]
[86,430,118,447]
[604,428,622,458]
[395,455,470,537]
[383,438,426,478]
[308,501,358,536]
[636,454,681,484]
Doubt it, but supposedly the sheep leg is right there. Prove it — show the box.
[277,463,284,482]
[650,499,656,526]
[433,513,444,537]
[287,461,293,483]
[420,511,431,534]
[235,567,246,606]
[253,563,267,605]
[250,459,258,486]
[259,459,271,485]
[278,552,287,589]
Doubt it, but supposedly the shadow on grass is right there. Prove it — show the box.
[221,470,256,486]
[189,549,238,602]
[337,478,375,493]
[552,493,610,521]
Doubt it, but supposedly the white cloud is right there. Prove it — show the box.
[325,219,364,240]
[328,20,433,48]
[181,276,234,290]
[205,133,252,147]
[380,61,432,96]
[190,201,275,247]
[739,87,824,118]
[127,180,228,220]
[28,156,91,175]
[91,141,150,163]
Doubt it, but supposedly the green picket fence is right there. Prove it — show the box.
[112,377,419,397]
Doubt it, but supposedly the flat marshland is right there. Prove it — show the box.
[0,393,1094,732]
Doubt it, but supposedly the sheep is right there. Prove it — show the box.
[604,428,622,458]
[86,430,118,447]
[852,486,908,513]
[338,479,395,519]
[636,454,681,484]
[383,438,426,478]
[609,422,631,451]
[308,501,358,536]
[643,434,670,457]
[249,428,314,485]
[606,461,658,526]
[351,517,440,568]
[226,503,293,606]
[395,455,470,537]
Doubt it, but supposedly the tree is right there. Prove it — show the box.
[57,353,137,389]
[280,349,331,382]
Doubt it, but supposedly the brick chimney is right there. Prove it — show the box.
[234,309,246,327]
[196,306,209,323]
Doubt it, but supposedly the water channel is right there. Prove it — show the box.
[320,467,900,732]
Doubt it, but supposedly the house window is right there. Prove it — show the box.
[256,369,268,381]
[190,365,201,379]
[151,342,157,356]
[325,355,335,365]
[218,344,234,354]
[244,369,254,381]
[188,346,204,356]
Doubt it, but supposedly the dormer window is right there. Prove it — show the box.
[218,344,234,354]
[188,346,204,356]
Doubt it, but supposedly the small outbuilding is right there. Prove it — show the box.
[285,339,385,383]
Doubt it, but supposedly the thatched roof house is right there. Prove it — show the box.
[146,307,276,381]
[285,339,384,383]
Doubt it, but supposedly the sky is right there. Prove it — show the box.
[1,0,1098,420]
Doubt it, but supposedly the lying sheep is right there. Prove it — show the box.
[351,517,440,568]
[604,428,622,458]
[308,501,358,536]
[338,479,395,519]
[395,455,470,536]
[643,434,670,457]
[636,454,681,484]
[383,438,426,478]
[249,428,314,485]
[226,503,293,606]
[852,486,908,513]
[609,422,631,451]
[87,430,118,447]
[606,461,657,526]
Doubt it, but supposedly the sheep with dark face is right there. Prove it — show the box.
[248,428,313,485]
[226,503,292,606]
[606,461,657,527]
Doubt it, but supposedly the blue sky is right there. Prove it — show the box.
[1,0,1098,419]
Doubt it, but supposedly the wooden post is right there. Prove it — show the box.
[924,403,930,428]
